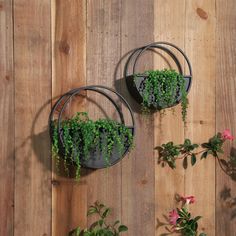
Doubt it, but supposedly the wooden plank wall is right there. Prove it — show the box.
[51,0,87,235]
[0,0,14,235]
[184,1,216,235]
[154,2,186,235]
[216,0,236,235]
[14,0,52,235]
[0,0,235,235]
[120,1,155,235]
[86,0,123,230]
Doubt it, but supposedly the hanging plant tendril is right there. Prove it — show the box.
[135,69,188,123]
[52,112,133,180]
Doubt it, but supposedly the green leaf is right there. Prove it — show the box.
[98,219,104,227]
[191,154,197,166]
[87,207,98,216]
[113,220,120,227]
[194,216,202,222]
[199,233,207,236]
[102,208,111,219]
[118,225,128,232]
[189,220,198,231]
[69,227,81,236]
[201,152,208,159]
[99,203,105,209]
[184,139,191,145]
[183,156,188,169]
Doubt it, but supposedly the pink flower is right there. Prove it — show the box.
[222,129,234,141]
[169,209,179,225]
[181,195,195,204]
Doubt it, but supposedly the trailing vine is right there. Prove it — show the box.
[52,112,133,180]
[135,69,188,122]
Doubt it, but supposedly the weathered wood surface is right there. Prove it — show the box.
[154,1,186,235]
[14,0,52,235]
[51,0,87,235]
[0,0,14,235]
[184,1,216,235]
[86,0,122,227]
[216,0,236,235]
[120,1,155,235]
[155,1,216,235]
[0,0,235,235]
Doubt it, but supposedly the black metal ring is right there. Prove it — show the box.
[133,45,183,75]
[124,42,192,109]
[49,85,135,168]
[124,42,192,81]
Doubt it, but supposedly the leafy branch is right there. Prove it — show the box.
[155,130,235,176]
[69,201,128,236]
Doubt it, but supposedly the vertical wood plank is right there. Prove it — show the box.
[14,0,52,235]
[51,0,87,235]
[86,0,122,226]
[53,182,87,235]
[52,0,86,105]
[0,0,14,235]
[154,1,186,235]
[216,0,236,235]
[120,1,155,235]
[185,1,216,235]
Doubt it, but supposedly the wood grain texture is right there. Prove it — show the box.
[0,0,14,235]
[216,0,236,235]
[86,0,122,226]
[0,1,235,235]
[154,1,186,235]
[52,181,87,235]
[14,0,52,235]
[51,1,87,235]
[52,0,86,106]
[120,1,155,235]
[185,1,216,235]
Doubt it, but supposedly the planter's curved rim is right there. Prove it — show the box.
[49,85,135,169]
[124,42,192,78]
[124,42,192,109]
[126,75,191,110]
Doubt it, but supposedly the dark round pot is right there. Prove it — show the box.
[124,42,192,110]
[49,85,135,169]
[126,74,192,110]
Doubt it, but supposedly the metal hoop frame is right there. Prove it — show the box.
[124,42,193,108]
[49,85,135,168]
[124,41,192,80]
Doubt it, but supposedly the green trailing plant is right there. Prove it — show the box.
[155,129,235,177]
[52,112,133,179]
[135,69,188,122]
[69,201,128,236]
[164,195,206,236]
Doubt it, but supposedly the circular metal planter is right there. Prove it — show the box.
[124,42,192,110]
[49,85,135,169]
